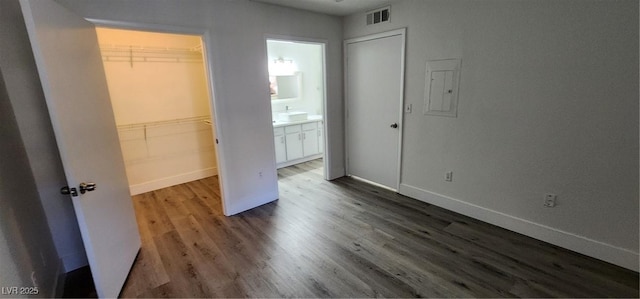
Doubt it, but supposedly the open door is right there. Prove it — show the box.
[19,0,140,297]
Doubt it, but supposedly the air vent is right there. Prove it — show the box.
[366,6,390,25]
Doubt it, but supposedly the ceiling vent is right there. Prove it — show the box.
[366,6,390,25]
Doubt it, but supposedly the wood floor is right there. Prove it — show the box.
[120,159,639,298]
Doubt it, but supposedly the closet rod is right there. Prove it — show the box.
[117,116,211,130]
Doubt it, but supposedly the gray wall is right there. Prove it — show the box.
[56,0,345,215]
[0,0,87,274]
[344,0,639,270]
[0,69,58,297]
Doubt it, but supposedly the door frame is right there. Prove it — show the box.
[343,28,406,190]
[264,34,331,181]
[86,18,231,214]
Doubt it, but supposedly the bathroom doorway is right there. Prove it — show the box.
[95,27,222,196]
[266,38,327,177]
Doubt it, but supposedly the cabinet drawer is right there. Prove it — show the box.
[302,122,317,131]
[273,127,284,135]
[284,124,301,134]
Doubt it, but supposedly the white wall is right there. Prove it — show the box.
[0,67,59,297]
[345,0,639,270]
[0,0,87,274]
[268,40,324,119]
[55,0,345,213]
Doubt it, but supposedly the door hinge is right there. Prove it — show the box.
[215,138,219,144]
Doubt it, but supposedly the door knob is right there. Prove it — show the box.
[60,186,78,197]
[79,182,96,194]
[390,123,398,129]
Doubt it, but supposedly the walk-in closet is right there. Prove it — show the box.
[96,28,217,195]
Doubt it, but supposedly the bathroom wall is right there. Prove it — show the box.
[267,40,324,120]
[96,28,217,195]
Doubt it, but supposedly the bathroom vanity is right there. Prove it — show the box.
[273,116,323,168]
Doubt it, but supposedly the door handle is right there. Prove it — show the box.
[390,123,398,129]
[79,182,96,194]
[60,186,78,197]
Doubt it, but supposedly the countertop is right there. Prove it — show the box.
[272,115,323,128]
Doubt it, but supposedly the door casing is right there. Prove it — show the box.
[264,34,331,180]
[87,18,231,215]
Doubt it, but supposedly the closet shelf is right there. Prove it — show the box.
[117,116,211,130]
[100,44,204,64]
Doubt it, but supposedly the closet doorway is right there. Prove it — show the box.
[95,28,222,196]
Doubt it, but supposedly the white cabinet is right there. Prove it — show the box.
[285,125,303,161]
[274,120,323,168]
[318,124,324,154]
[302,122,319,156]
[273,127,287,163]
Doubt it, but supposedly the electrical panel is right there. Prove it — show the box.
[424,59,461,117]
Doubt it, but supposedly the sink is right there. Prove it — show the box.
[278,111,308,122]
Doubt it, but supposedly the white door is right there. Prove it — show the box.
[19,1,140,297]
[345,29,405,190]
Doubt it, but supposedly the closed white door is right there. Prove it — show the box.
[20,0,140,297]
[345,29,405,190]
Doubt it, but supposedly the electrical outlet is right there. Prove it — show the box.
[445,171,453,182]
[544,194,557,207]
[405,104,412,113]
[258,171,263,178]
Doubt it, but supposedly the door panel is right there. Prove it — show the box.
[303,129,319,156]
[19,0,140,297]
[285,132,304,160]
[346,32,404,190]
[274,135,287,163]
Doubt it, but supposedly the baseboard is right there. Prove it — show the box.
[129,167,218,195]
[399,183,639,272]
[327,166,346,181]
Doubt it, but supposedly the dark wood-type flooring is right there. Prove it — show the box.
[118,159,638,298]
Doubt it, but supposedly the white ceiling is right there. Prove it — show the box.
[252,0,390,16]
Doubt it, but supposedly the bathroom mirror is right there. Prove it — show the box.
[270,72,301,100]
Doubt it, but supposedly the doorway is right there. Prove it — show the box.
[266,38,328,177]
[344,29,406,190]
[95,27,221,196]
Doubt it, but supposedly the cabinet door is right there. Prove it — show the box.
[302,129,319,157]
[285,132,304,160]
[274,134,287,163]
[318,123,324,154]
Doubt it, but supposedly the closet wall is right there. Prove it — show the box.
[96,28,217,195]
